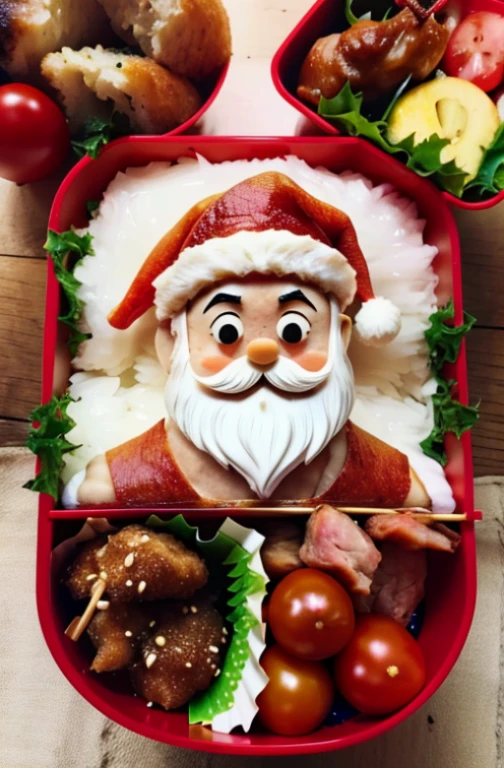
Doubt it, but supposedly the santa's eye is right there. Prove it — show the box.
[210,312,244,345]
[276,312,311,344]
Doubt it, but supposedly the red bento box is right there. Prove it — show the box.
[36,136,477,755]
[271,0,504,211]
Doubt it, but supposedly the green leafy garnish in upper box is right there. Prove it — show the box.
[319,82,469,198]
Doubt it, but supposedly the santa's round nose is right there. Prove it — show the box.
[247,338,279,366]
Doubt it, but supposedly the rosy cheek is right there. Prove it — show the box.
[293,351,328,372]
[201,355,232,373]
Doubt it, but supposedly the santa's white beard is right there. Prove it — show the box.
[165,302,355,499]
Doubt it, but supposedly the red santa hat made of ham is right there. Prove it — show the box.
[108,171,401,346]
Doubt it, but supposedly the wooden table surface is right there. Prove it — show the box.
[0,0,503,476]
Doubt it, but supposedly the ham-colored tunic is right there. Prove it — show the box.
[106,420,199,506]
[105,420,411,507]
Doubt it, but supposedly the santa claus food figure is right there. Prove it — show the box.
[64,171,429,509]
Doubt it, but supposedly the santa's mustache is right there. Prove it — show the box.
[190,352,333,395]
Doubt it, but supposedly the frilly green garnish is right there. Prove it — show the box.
[24,393,81,499]
[44,228,94,356]
[146,515,266,725]
[421,300,479,466]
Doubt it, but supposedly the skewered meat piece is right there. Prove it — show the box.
[354,542,427,626]
[87,603,156,673]
[298,8,450,105]
[259,521,304,580]
[66,525,208,602]
[97,525,208,601]
[365,515,461,552]
[299,505,381,595]
[130,599,225,710]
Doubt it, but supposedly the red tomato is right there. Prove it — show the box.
[334,614,426,716]
[268,569,355,661]
[258,645,334,735]
[443,12,504,92]
[0,84,69,183]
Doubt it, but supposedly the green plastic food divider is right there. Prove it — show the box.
[146,514,266,724]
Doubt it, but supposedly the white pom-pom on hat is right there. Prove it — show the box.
[354,296,401,347]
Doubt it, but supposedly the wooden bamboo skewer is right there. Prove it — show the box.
[226,505,472,521]
[64,578,106,641]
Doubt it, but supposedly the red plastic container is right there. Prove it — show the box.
[37,136,477,754]
[271,0,504,210]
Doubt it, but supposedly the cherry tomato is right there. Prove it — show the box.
[268,569,355,661]
[0,84,69,183]
[334,614,426,716]
[258,645,334,735]
[443,12,504,92]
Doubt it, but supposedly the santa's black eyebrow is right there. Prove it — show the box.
[203,292,242,313]
[278,289,317,312]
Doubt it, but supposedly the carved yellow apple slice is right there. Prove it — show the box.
[387,77,501,180]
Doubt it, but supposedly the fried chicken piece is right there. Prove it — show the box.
[41,46,201,135]
[259,521,303,580]
[65,537,108,600]
[298,8,449,105]
[299,505,381,595]
[365,515,461,552]
[97,0,232,80]
[130,599,225,710]
[0,0,113,82]
[99,525,208,601]
[65,525,208,602]
[354,542,427,626]
[87,603,155,673]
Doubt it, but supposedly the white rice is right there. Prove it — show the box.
[62,155,454,512]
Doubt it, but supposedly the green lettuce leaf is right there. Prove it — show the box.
[24,394,80,499]
[319,83,398,154]
[319,81,468,196]
[86,199,100,217]
[424,299,476,374]
[464,123,504,197]
[345,0,360,24]
[45,228,94,357]
[145,515,266,726]
[421,301,479,465]
[71,113,130,159]
[345,0,393,24]
[382,75,412,121]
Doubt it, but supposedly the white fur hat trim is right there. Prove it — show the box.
[153,229,357,320]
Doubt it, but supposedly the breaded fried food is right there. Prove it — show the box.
[87,603,155,673]
[97,0,231,80]
[65,525,208,602]
[0,0,113,81]
[41,45,201,135]
[130,599,225,710]
[66,536,108,600]
[99,525,208,601]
